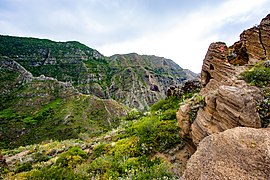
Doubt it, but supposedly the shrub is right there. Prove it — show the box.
[33,152,51,163]
[56,146,87,168]
[86,155,173,179]
[26,166,82,180]
[92,143,110,158]
[151,96,180,112]
[256,89,270,128]
[127,116,182,154]
[240,66,270,87]
[109,137,140,158]
[126,109,141,120]
[162,108,177,120]
[15,162,32,173]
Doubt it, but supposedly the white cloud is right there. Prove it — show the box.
[0,0,269,72]
[98,0,270,73]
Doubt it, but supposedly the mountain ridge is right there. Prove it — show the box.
[0,34,197,110]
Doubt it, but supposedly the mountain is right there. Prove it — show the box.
[0,35,195,148]
[0,55,128,149]
[107,53,194,110]
[0,35,197,110]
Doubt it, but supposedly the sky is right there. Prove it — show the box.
[0,0,269,73]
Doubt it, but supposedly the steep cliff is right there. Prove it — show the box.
[108,53,192,110]
[0,36,196,110]
[177,13,270,145]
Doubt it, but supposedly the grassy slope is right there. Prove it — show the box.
[1,91,197,179]
[0,56,128,149]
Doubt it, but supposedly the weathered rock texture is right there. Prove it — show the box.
[0,36,197,110]
[182,127,270,180]
[108,53,196,110]
[167,79,201,97]
[177,13,270,145]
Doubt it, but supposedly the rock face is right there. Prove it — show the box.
[167,79,201,97]
[192,84,263,144]
[108,53,194,110]
[182,127,270,179]
[0,36,197,110]
[177,13,270,145]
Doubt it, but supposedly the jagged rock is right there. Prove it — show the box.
[260,14,270,59]
[177,14,270,146]
[167,79,201,97]
[0,56,33,83]
[231,14,270,64]
[176,104,192,139]
[191,85,262,145]
[0,35,198,110]
[108,53,197,110]
[182,127,270,179]
[200,42,235,92]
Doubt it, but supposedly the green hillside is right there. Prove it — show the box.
[0,35,196,110]
[0,56,128,149]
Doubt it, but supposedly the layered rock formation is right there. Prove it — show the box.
[182,127,270,179]
[177,13,270,145]
[107,53,194,110]
[0,36,197,110]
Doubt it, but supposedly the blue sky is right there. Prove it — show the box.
[0,0,269,72]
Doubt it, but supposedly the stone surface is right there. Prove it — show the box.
[177,14,270,146]
[108,53,197,110]
[176,104,192,139]
[0,56,33,83]
[167,79,201,97]
[182,127,270,180]
[191,84,262,145]
[232,13,270,64]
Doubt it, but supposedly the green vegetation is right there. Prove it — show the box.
[0,35,199,179]
[256,89,270,128]
[0,68,128,149]
[240,62,270,127]
[0,35,112,95]
[188,94,205,123]
[240,63,270,87]
[1,90,197,179]
[56,146,87,168]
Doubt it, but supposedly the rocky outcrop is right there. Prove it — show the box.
[182,127,270,179]
[200,42,236,93]
[177,13,270,146]
[191,84,263,144]
[0,56,33,83]
[167,79,201,97]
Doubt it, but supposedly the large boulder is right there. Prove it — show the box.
[182,127,270,179]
